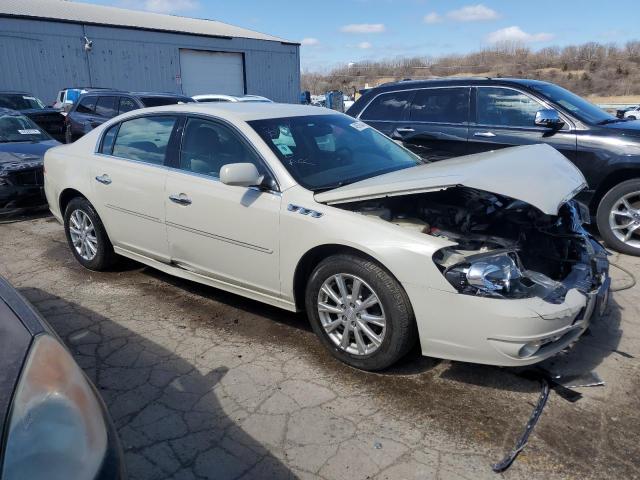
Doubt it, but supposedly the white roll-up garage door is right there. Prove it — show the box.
[179,49,245,96]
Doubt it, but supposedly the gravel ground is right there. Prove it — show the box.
[1,215,638,480]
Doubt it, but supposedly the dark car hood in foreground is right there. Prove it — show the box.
[0,278,40,439]
[0,140,59,174]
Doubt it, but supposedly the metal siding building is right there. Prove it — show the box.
[0,0,300,104]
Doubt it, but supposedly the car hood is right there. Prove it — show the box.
[0,140,58,174]
[314,144,586,215]
[599,119,640,136]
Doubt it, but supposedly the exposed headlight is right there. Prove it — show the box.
[443,251,566,300]
[2,334,108,480]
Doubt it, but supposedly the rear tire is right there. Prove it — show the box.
[305,254,418,371]
[64,197,116,270]
[596,179,640,256]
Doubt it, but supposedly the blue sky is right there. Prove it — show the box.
[83,0,640,71]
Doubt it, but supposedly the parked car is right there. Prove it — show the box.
[0,276,125,479]
[52,87,112,112]
[44,103,609,371]
[0,91,65,141]
[0,108,60,215]
[192,94,273,103]
[347,78,640,256]
[65,91,194,143]
[622,105,640,120]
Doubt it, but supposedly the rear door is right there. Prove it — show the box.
[394,87,470,161]
[92,96,118,128]
[69,96,97,138]
[357,90,413,137]
[468,86,577,161]
[91,114,179,261]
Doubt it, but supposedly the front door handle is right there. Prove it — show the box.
[473,131,496,138]
[396,127,415,133]
[169,193,192,206]
[95,174,112,185]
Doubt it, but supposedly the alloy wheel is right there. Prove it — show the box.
[69,209,98,261]
[608,191,640,249]
[317,273,386,356]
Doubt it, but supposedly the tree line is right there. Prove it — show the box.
[302,41,640,99]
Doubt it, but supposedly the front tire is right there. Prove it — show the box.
[597,179,640,256]
[305,254,417,371]
[64,197,116,270]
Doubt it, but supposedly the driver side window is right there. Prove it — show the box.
[477,87,543,128]
[179,118,264,178]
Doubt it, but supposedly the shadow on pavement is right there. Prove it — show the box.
[19,287,298,480]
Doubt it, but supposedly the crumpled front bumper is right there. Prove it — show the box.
[409,236,610,367]
[0,184,47,215]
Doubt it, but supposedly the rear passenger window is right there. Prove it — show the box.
[76,97,96,114]
[360,91,413,121]
[111,116,177,165]
[100,124,118,155]
[95,96,117,118]
[118,97,138,114]
[409,88,469,123]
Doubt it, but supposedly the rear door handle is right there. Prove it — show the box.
[169,193,192,206]
[396,127,415,133]
[473,131,496,137]
[95,174,112,185]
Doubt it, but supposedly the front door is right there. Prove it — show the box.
[91,114,179,262]
[467,86,577,161]
[164,117,281,297]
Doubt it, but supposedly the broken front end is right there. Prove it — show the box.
[343,187,610,365]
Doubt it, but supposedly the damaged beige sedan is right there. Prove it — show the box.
[44,104,610,371]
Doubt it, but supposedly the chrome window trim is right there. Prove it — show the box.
[357,85,472,121]
[357,84,575,132]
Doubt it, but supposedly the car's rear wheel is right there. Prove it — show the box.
[597,179,640,256]
[305,254,417,371]
[64,197,116,270]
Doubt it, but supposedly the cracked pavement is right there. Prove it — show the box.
[1,215,639,479]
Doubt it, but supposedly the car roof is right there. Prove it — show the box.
[118,102,337,122]
[79,90,190,98]
[369,77,553,92]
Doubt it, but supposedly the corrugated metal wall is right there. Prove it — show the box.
[0,17,300,104]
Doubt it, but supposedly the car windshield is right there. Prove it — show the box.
[528,83,616,125]
[141,97,193,107]
[0,113,49,142]
[0,94,45,110]
[249,114,423,191]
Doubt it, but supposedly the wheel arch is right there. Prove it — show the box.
[292,243,400,311]
[59,188,89,216]
[592,168,640,214]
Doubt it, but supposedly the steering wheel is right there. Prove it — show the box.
[335,146,353,164]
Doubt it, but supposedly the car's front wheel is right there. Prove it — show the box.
[64,197,116,270]
[597,179,640,256]
[305,254,417,371]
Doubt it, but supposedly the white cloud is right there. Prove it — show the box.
[340,23,386,34]
[447,4,498,22]
[357,41,372,49]
[117,0,198,14]
[301,38,320,46]
[486,26,554,44]
[423,12,442,24]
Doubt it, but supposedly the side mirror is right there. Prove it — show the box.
[535,109,565,129]
[220,163,262,188]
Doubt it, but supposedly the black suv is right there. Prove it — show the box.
[65,91,193,143]
[348,78,640,256]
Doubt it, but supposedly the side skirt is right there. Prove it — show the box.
[113,246,298,312]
